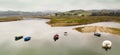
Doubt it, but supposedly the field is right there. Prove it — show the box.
[48,16,120,26]
[0,17,23,22]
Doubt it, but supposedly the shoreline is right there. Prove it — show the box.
[0,17,23,22]
[47,16,120,27]
[75,26,120,36]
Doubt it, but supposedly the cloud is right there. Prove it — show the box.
[0,0,119,11]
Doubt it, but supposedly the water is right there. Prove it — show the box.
[0,18,120,55]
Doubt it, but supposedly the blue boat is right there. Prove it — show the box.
[24,36,31,42]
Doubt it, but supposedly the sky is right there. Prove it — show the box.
[0,0,120,11]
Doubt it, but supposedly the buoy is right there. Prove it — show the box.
[15,36,23,41]
[53,34,59,41]
[24,36,31,42]
[102,40,112,51]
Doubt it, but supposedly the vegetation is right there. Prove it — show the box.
[75,26,120,36]
[0,17,22,22]
[48,16,120,26]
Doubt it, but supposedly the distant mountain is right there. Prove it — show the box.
[90,9,120,16]
[0,10,57,17]
[1,9,120,17]
[53,9,120,16]
[52,9,91,16]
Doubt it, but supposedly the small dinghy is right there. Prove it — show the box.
[53,34,59,41]
[24,36,31,42]
[15,36,23,41]
[64,32,68,36]
[94,32,101,37]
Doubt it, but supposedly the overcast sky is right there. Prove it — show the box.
[0,0,120,11]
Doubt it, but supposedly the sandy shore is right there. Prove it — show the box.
[75,26,120,35]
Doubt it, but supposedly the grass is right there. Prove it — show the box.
[48,16,120,26]
[0,17,23,22]
[75,26,120,36]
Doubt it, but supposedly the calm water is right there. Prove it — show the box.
[0,19,120,55]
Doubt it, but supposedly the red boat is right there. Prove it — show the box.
[53,34,59,41]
